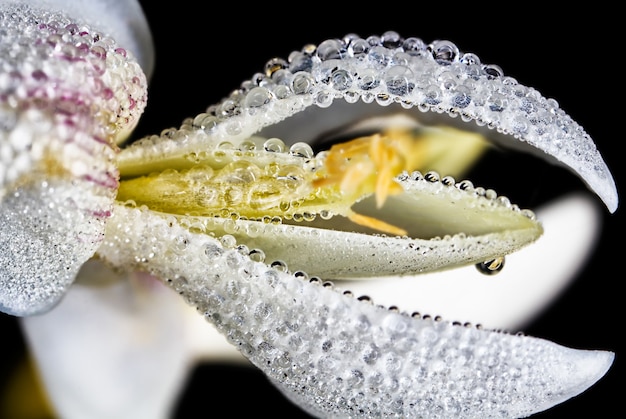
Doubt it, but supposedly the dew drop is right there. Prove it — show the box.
[442,175,455,186]
[294,271,309,280]
[292,72,314,95]
[458,180,474,191]
[270,260,288,272]
[220,234,237,249]
[316,39,346,61]
[476,257,505,275]
[249,248,266,263]
[264,138,286,153]
[244,86,272,108]
[204,243,224,259]
[424,171,440,183]
[289,142,314,158]
[429,40,459,65]
[319,209,332,220]
[302,212,316,222]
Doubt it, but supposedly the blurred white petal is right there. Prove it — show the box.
[20,259,191,419]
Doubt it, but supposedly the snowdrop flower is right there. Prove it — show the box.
[0,1,618,418]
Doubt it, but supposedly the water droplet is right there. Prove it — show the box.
[358,68,380,91]
[264,138,286,153]
[476,257,505,275]
[483,64,504,79]
[244,86,272,108]
[424,171,440,183]
[294,271,309,280]
[289,142,314,158]
[331,69,353,91]
[348,38,369,57]
[204,242,224,259]
[291,72,314,95]
[220,235,237,249]
[429,40,459,65]
[458,180,474,191]
[264,57,288,76]
[384,65,414,96]
[380,31,402,49]
[442,175,455,186]
[319,210,332,220]
[460,53,481,66]
[270,260,288,272]
[316,39,346,60]
[249,248,265,263]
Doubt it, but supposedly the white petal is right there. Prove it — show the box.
[20,259,192,419]
[0,179,111,316]
[194,170,542,279]
[98,204,614,418]
[117,35,618,213]
[339,192,602,331]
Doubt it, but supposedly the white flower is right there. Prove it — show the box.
[0,1,618,418]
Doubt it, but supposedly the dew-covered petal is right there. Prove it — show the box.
[0,179,114,316]
[1,0,154,82]
[187,169,542,279]
[97,204,614,418]
[20,259,191,419]
[116,33,617,213]
[0,3,149,315]
[340,192,602,331]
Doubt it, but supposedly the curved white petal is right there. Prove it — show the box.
[20,259,191,419]
[146,192,605,364]
[97,204,614,418]
[117,33,618,213]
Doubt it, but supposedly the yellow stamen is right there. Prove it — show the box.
[348,212,408,237]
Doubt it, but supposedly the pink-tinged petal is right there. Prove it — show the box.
[0,2,149,315]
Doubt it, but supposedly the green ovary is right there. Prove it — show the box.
[116,159,343,219]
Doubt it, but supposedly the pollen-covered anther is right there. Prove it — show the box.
[313,130,421,207]
[309,130,432,235]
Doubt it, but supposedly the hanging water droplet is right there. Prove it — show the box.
[476,257,505,275]
[319,209,332,220]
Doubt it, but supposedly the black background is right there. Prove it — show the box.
[1,2,622,418]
